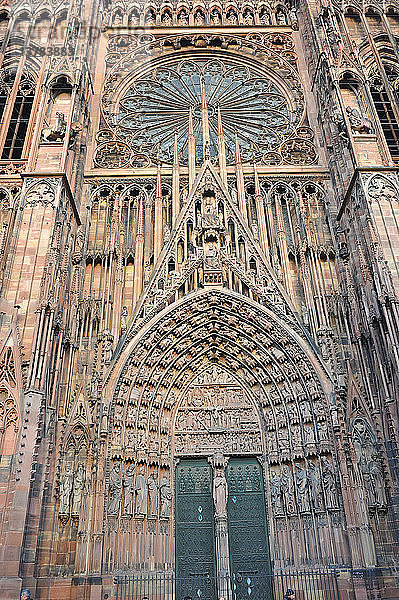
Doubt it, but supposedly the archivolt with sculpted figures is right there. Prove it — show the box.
[95,289,347,568]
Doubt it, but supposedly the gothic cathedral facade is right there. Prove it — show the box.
[0,0,398,598]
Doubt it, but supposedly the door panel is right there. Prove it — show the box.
[226,458,272,600]
[175,459,217,600]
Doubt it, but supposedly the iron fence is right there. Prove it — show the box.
[115,569,340,600]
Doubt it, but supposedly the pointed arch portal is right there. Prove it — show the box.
[103,287,345,573]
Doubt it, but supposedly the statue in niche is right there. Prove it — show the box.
[243,9,254,24]
[227,9,238,24]
[301,303,309,327]
[59,465,74,514]
[41,112,67,142]
[270,470,283,515]
[135,465,147,515]
[201,193,220,229]
[300,400,312,421]
[345,106,372,135]
[71,463,85,514]
[195,10,204,24]
[281,464,295,514]
[321,456,338,509]
[148,472,159,517]
[295,463,310,512]
[108,462,122,515]
[351,417,386,506]
[276,8,287,24]
[308,461,323,510]
[260,9,270,24]
[113,11,123,25]
[160,475,172,517]
[161,11,172,25]
[213,468,228,517]
[205,242,219,269]
[318,421,329,442]
[123,463,135,514]
[211,10,221,24]
[304,424,316,445]
[121,306,128,332]
[178,10,188,25]
[368,454,386,506]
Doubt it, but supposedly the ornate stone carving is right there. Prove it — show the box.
[159,474,172,518]
[351,418,386,508]
[108,462,123,516]
[25,180,56,209]
[174,380,262,456]
[135,465,147,515]
[213,468,228,518]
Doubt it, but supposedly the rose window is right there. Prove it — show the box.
[112,57,296,165]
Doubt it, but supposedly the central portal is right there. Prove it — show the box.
[174,367,271,600]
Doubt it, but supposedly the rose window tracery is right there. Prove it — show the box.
[96,53,314,167]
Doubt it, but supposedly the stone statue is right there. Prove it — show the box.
[295,463,310,512]
[108,462,122,515]
[276,9,287,24]
[281,464,295,514]
[121,306,128,332]
[270,470,283,515]
[195,10,204,24]
[135,465,147,515]
[160,475,172,517]
[59,466,73,514]
[205,242,219,269]
[104,338,113,364]
[351,418,385,506]
[71,463,85,515]
[227,10,238,24]
[363,454,386,506]
[260,10,270,24]
[308,461,323,510]
[211,10,221,24]
[123,463,135,515]
[301,302,309,326]
[148,472,159,517]
[321,456,338,509]
[213,469,228,517]
[41,112,66,142]
[345,106,372,134]
[178,10,188,25]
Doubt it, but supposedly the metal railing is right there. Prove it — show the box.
[115,569,340,600]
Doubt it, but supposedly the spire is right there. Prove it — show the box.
[201,77,210,162]
[254,163,269,256]
[217,106,227,187]
[234,133,247,219]
[154,162,163,261]
[188,107,196,190]
[172,132,180,225]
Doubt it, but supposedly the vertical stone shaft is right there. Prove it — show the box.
[172,132,180,225]
[201,77,210,159]
[217,106,228,187]
[234,134,246,220]
[133,194,144,305]
[274,191,294,297]
[154,163,163,261]
[188,107,196,190]
[254,164,269,256]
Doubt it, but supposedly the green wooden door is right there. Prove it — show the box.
[175,459,217,600]
[226,458,272,600]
